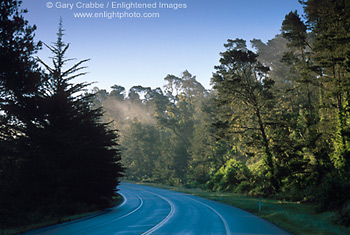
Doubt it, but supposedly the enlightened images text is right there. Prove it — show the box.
[54,2,188,10]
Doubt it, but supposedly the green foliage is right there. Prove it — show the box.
[334,204,350,227]
[207,158,252,192]
[99,71,209,185]
[122,120,161,180]
[301,0,350,173]
[281,11,308,50]
[211,38,279,192]
[308,174,350,212]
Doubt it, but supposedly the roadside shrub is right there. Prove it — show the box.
[246,164,274,197]
[310,175,350,212]
[234,181,254,193]
[207,159,252,192]
[334,204,350,227]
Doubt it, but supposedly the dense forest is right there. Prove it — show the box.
[1,0,350,230]
[92,0,350,226]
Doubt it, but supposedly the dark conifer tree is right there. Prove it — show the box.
[21,20,124,210]
[0,0,42,226]
[0,0,41,159]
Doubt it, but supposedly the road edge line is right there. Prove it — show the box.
[186,196,231,235]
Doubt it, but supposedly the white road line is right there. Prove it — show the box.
[109,194,143,222]
[138,189,176,235]
[25,192,130,234]
[76,193,144,234]
[116,192,127,208]
[123,185,228,234]
[186,196,231,235]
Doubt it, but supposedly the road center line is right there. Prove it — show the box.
[132,189,175,235]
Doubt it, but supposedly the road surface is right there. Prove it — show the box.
[26,182,291,234]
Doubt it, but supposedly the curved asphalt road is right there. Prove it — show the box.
[26,182,291,234]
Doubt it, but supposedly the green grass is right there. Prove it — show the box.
[134,182,350,235]
[1,194,123,235]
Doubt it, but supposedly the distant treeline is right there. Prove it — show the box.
[92,0,350,227]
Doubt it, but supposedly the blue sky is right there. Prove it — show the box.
[21,0,304,92]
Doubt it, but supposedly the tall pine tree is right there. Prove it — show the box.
[0,0,42,227]
[211,39,278,193]
[20,20,124,210]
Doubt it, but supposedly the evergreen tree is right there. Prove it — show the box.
[279,10,335,199]
[21,20,124,209]
[0,0,42,227]
[122,119,161,181]
[0,0,41,166]
[302,0,350,175]
[189,92,229,185]
[211,39,278,192]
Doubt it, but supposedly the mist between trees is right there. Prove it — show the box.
[1,0,350,230]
